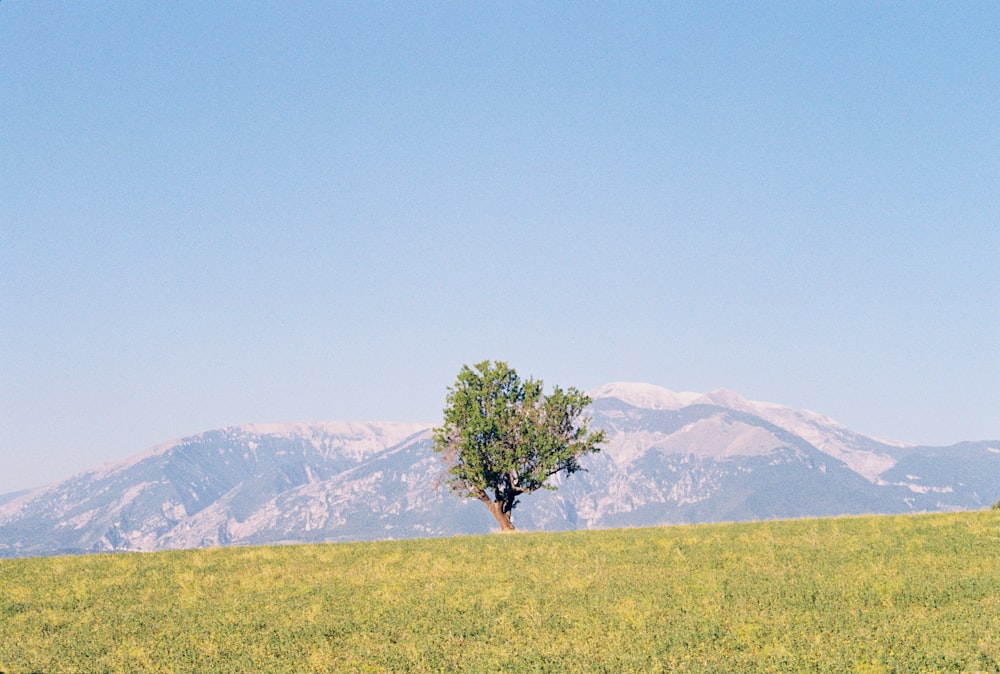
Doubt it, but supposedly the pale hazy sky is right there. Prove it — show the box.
[2,3,998,494]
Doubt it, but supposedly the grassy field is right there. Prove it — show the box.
[1,511,999,673]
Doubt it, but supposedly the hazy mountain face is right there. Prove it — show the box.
[2,385,997,557]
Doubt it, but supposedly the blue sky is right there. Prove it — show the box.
[2,3,997,494]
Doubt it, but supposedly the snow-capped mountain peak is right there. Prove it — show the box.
[590,383,905,481]
[698,388,754,411]
[588,382,702,410]
[2,384,994,558]
[232,421,432,461]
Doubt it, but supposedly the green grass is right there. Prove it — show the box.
[2,511,999,673]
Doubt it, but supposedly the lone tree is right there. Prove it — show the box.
[432,360,605,531]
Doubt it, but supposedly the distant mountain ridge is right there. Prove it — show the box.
[1,384,997,557]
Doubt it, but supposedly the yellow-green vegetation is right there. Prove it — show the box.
[2,511,999,673]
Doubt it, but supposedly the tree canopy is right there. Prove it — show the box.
[432,360,605,531]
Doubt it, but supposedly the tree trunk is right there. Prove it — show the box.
[484,499,516,532]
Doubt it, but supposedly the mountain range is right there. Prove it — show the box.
[1,383,997,557]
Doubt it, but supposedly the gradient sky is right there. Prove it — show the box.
[2,3,998,495]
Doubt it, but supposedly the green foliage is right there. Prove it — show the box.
[1,511,1000,672]
[432,360,605,529]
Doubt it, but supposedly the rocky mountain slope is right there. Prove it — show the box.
[1,384,997,557]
